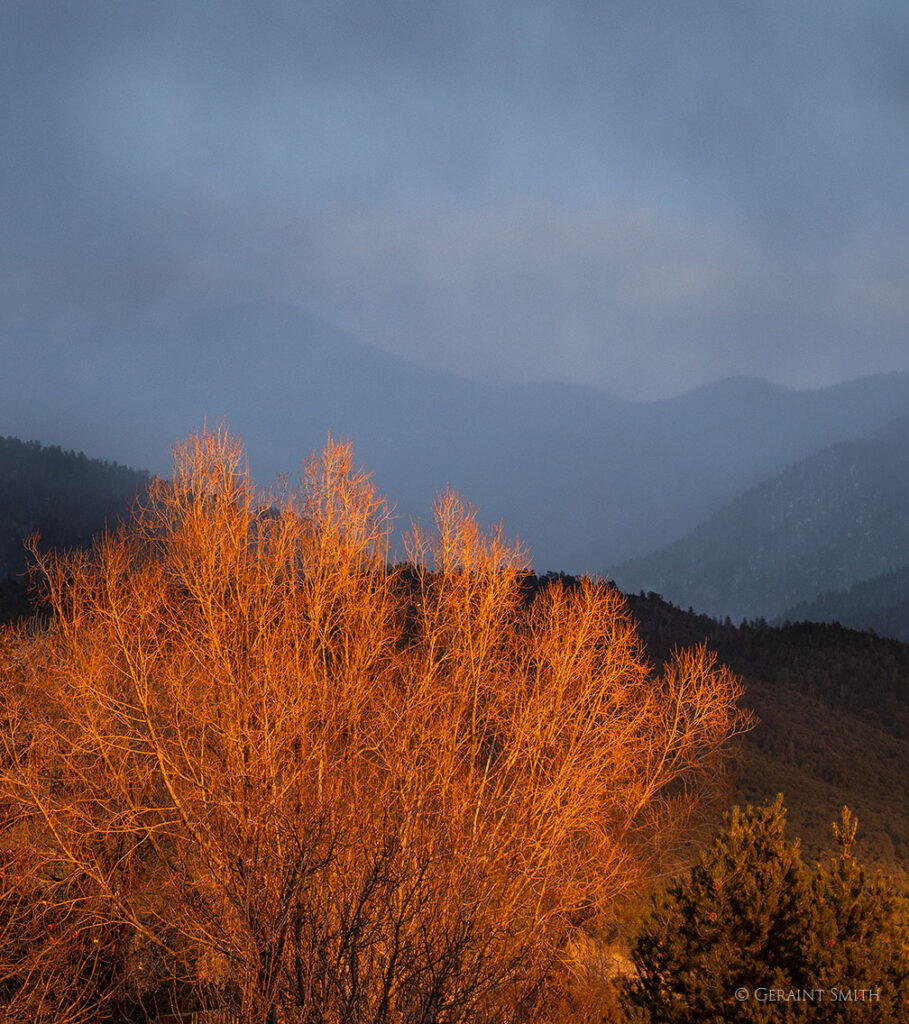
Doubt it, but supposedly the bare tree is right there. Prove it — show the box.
[0,428,751,1022]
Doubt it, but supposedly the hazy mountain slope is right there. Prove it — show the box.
[4,301,909,573]
[620,589,909,877]
[780,564,909,642]
[611,427,909,622]
[0,436,148,578]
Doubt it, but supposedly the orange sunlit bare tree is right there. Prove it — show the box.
[0,428,750,1022]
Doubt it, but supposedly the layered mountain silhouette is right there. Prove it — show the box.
[4,300,909,575]
[780,565,909,642]
[0,436,148,579]
[612,416,909,623]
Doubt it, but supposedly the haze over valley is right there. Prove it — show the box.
[5,300,909,622]
[5,2,909,625]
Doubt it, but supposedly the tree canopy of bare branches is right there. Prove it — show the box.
[0,428,750,1023]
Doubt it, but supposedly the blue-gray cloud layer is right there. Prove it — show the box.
[3,0,909,399]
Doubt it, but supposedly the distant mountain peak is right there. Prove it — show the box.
[612,416,909,624]
[5,299,909,576]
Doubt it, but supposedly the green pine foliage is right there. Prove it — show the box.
[622,796,811,1022]
[622,798,909,1023]
[803,807,909,1020]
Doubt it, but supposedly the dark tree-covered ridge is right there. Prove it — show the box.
[0,435,148,580]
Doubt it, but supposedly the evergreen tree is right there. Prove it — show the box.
[802,806,909,1021]
[623,797,909,1023]
[624,796,811,1022]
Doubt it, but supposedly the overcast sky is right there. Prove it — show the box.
[3,0,909,400]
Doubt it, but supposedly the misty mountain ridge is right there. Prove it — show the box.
[0,436,148,580]
[4,299,909,574]
[611,422,909,624]
[780,564,909,643]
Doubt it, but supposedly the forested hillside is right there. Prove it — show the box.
[781,564,909,642]
[620,587,909,876]
[0,436,148,579]
[612,425,909,623]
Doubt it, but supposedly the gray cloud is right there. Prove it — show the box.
[2,0,909,402]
